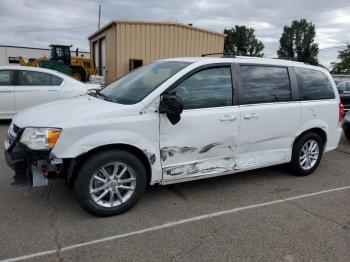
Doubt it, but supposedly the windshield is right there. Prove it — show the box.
[100,61,191,104]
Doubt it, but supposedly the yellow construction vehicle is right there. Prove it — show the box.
[19,44,97,82]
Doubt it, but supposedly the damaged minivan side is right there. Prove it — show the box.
[4,57,343,216]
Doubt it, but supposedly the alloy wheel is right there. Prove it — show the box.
[89,162,136,208]
[299,140,319,170]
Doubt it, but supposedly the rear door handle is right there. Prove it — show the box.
[220,115,237,122]
[243,113,259,119]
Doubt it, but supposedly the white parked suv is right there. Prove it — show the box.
[0,66,88,119]
[4,57,343,216]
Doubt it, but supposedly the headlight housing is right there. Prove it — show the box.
[20,127,62,150]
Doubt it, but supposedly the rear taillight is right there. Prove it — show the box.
[339,103,345,122]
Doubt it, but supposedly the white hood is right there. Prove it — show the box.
[13,95,135,128]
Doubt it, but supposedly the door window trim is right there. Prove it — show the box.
[0,69,15,86]
[236,63,297,106]
[162,63,238,110]
[15,70,64,87]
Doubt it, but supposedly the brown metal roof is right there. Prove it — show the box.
[88,20,226,39]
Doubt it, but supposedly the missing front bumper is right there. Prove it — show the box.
[31,161,49,187]
[4,141,63,187]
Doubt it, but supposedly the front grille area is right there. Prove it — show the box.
[8,134,14,145]
[13,124,19,134]
[7,132,15,145]
[7,124,20,145]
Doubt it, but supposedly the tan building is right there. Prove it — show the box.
[88,20,226,84]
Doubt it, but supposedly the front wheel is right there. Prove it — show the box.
[74,150,147,216]
[289,132,324,176]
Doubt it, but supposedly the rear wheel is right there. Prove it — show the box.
[290,132,324,176]
[74,150,147,216]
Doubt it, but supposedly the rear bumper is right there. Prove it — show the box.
[340,96,350,112]
[325,127,343,152]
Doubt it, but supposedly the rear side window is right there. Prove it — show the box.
[240,65,291,104]
[19,71,63,86]
[295,68,335,100]
[0,70,14,85]
[173,66,233,110]
[51,75,64,85]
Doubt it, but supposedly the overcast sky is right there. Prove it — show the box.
[1,0,350,68]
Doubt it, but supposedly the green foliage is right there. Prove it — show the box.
[331,44,350,74]
[277,19,319,65]
[224,25,264,57]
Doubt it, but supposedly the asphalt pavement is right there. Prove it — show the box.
[0,120,349,262]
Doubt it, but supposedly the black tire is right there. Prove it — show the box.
[71,67,87,82]
[74,150,147,216]
[289,132,324,176]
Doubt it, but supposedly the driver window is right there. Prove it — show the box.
[172,66,233,110]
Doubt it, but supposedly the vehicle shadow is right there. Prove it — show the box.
[0,120,11,126]
[10,164,291,220]
[127,165,291,218]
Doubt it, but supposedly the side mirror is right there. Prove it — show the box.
[159,93,184,125]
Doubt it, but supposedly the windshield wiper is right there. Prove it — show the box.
[97,91,114,102]
[88,89,115,102]
[88,89,98,97]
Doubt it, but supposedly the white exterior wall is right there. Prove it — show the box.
[0,46,90,65]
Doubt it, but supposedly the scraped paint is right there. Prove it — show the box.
[160,146,197,161]
[165,157,237,176]
[143,150,156,165]
[198,142,222,154]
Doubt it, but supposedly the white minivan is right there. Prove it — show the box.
[4,57,343,216]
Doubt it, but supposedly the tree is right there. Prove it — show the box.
[277,19,319,65]
[224,25,264,57]
[331,44,350,74]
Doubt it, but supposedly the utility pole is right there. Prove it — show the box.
[98,4,101,30]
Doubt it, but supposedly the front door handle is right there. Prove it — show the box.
[220,115,237,122]
[243,113,259,119]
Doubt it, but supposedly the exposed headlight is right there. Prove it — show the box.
[20,127,61,150]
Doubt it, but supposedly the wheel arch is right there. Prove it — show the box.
[68,143,152,188]
[294,127,327,148]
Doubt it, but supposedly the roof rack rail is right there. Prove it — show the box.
[201,52,236,58]
[274,56,310,65]
[201,52,267,58]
